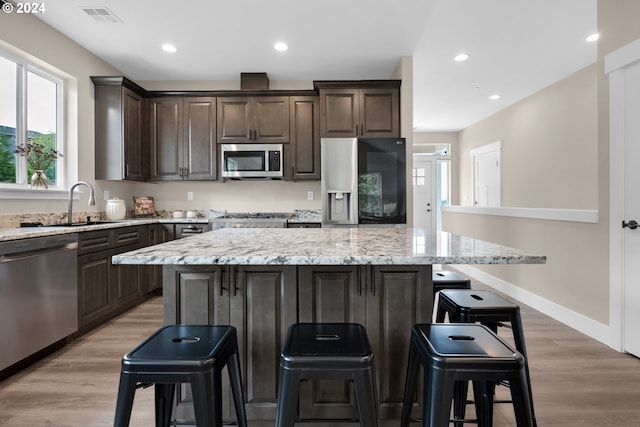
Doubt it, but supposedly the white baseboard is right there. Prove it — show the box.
[451,265,613,349]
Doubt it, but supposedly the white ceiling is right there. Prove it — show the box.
[34,0,597,131]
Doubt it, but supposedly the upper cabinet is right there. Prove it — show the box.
[315,81,401,138]
[288,96,320,180]
[149,97,217,181]
[217,96,289,143]
[92,77,148,181]
[93,77,401,183]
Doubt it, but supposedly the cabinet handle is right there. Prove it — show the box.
[125,164,130,177]
[371,267,376,296]
[220,268,226,296]
[360,123,364,136]
[232,267,237,296]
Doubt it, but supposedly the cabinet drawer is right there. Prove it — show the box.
[113,225,147,248]
[78,230,112,255]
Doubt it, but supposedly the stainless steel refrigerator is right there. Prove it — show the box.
[321,137,406,226]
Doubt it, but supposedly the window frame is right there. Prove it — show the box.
[0,48,68,199]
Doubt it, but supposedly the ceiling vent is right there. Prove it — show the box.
[80,6,122,23]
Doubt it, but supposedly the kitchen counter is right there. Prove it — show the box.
[0,218,208,242]
[112,227,545,265]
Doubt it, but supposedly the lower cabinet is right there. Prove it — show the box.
[77,225,149,332]
[163,263,432,421]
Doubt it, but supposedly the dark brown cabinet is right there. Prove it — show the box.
[149,97,217,181]
[77,226,149,332]
[92,77,148,181]
[164,265,297,421]
[288,96,320,180]
[316,82,401,138]
[217,96,289,143]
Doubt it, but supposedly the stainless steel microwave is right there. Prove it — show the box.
[221,144,284,179]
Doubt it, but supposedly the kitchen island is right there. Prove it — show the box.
[113,227,545,422]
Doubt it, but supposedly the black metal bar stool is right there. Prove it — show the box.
[435,290,536,426]
[400,323,533,427]
[432,270,472,297]
[113,324,248,427]
[275,323,379,427]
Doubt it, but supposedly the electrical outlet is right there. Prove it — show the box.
[307,191,314,201]
[103,190,110,201]
[187,191,194,201]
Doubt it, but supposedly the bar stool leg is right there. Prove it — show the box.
[509,371,534,427]
[400,343,419,427]
[227,350,248,427]
[425,366,455,427]
[452,380,469,427]
[154,383,175,427]
[353,368,379,427]
[275,367,302,427]
[113,372,137,427]
[190,371,218,427]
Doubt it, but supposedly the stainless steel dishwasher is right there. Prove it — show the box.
[0,233,78,371]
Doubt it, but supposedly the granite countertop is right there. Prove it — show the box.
[112,227,546,266]
[0,218,209,242]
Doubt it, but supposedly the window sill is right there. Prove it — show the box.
[0,186,73,200]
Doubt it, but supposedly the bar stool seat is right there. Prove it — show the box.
[432,270,472,296]
[435,290,536,426]
[113,324,247,427]
[275,323,379,427]
[400,323,533,427]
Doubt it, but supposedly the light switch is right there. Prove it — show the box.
[187,192,194,201]
[103,190,110,201]
[307,191,314,201]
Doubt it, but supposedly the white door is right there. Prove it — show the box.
[473,150,501,207]
[413,158,436,230]
[622,60,640,357]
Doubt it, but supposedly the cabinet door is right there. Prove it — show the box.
[319,87,400,138]
[359,88,400,138]
[217,97,252,142]
[150,97,183,180]
[162,266,229,422]
[297,266,366,419]
[289,96,319,180]
[183,97,217,180]
[112,259,145,307]
[162,266,228,325]
[254,96,290,143]
[319,89,359,138]
[77,251,112,328]
[122,88,147,180]
[366,265,432,419]
[231,266,297,420]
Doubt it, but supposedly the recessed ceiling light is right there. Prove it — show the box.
[586,33,600,43]
[161,44,177,53]
[454,53,469,62]
[489,94,501,100]
[274,42,288,52]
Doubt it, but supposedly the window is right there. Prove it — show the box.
[0,51,64,189]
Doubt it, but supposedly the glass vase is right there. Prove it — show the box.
[30,169,49,189]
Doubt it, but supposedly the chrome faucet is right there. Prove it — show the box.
[68,181,95,224]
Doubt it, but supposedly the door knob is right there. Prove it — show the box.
[622,220,639,229]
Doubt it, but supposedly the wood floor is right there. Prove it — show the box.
[1,282,640,426]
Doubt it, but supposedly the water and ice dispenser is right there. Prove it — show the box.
[321,137,406,227]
